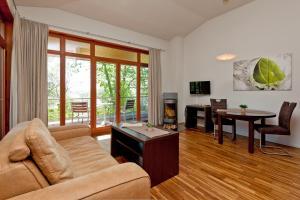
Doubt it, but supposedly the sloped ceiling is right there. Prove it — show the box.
[15,0,254,39]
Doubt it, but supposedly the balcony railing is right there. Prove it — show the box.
[48,96,148,126]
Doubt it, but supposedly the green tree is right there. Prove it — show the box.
[96,63,149,117]
[48,60,149,122]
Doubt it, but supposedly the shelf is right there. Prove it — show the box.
[197,111,205,118]
[197,123,205,127]
[115,139,142,157]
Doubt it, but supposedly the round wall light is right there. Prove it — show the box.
[216,53,237,61]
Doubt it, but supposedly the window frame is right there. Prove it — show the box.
[0,16,5,48]
[0,1,13,136]
[0,22,4,137]
[48,31,149,135]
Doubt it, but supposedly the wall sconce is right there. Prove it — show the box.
[216,53,237,61]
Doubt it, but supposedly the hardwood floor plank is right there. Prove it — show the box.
[151,129,300,200]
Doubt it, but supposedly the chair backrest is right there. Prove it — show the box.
[125,99,135,110]
[278,101,297,130]
[71,102,88,113]
[210,99,227,113]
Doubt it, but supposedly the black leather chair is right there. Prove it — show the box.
[255,101,297,156]
[210,99,236,140]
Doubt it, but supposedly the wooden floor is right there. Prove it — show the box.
[151,129,300,200]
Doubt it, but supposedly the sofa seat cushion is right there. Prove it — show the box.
[25,118,74,184]
[58,136,118,177]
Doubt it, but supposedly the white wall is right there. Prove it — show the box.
[167,37,185,122]
[183,0,300,147]
[17,6,168,50]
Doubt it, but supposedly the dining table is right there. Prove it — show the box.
[217,108,276,153]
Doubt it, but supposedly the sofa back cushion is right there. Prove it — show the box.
[0,121,49,199]
[8,122,31,161]
[25,118,74,184]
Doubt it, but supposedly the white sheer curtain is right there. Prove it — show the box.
[148,48,162,126]
[10,14,48,128]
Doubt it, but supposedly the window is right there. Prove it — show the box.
[47,54,60,126]
[47,32,149,132]
[66,39,90,55]
[95,45,137,62]
[141,53,149,64]
[48,36,60,51]
[120,65,137,122]
[96,62,116,127]
[65,57,91,124]
[140,66,149,122]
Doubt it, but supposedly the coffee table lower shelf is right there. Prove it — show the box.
[111,125,179,187]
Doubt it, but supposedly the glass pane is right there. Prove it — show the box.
[48,36,60,51]
[95,45,137,62]
[96,62,116,127]
[120,65,137,122]
[66,57,91,125]
[141,53,149,64]
[66,40,90,55]
[141,67,149,122]
[0,47,4,136]
[47,54,60,127]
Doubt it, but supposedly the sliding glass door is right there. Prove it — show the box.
[47,32,149,134]
[65,57,91,125]
[120,65,137,122]
[96,62,116,127]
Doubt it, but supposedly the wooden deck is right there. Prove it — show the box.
[151,129,300,200]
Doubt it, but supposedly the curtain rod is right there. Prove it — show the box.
[12,0,166,52]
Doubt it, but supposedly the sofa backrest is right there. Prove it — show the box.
[25,119,74,184]
[0,122,49,200]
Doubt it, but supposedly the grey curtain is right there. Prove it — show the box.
[10,15,48,128]
[148,48,162,126]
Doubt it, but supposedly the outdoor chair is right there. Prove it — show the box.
[71,102,89,123]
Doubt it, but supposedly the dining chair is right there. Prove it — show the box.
[210,99,236,140]
[255,101,297,156]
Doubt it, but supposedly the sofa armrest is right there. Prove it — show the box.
[48,124,91,141]
[8,163,151,200]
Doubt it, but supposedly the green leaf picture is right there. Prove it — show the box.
[233,53,292,91]
[253,57,286,88]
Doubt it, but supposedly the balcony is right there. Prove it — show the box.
[48,96,148,127]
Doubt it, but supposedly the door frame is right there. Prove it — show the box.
[48,31,148,135]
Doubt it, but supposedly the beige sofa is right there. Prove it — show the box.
[0,119,150,200]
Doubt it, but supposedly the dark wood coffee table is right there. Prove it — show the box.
[111,124,179,186]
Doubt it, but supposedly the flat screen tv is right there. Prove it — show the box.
[190,81,210,95]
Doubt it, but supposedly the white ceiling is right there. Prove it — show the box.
[15,0,254,40]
